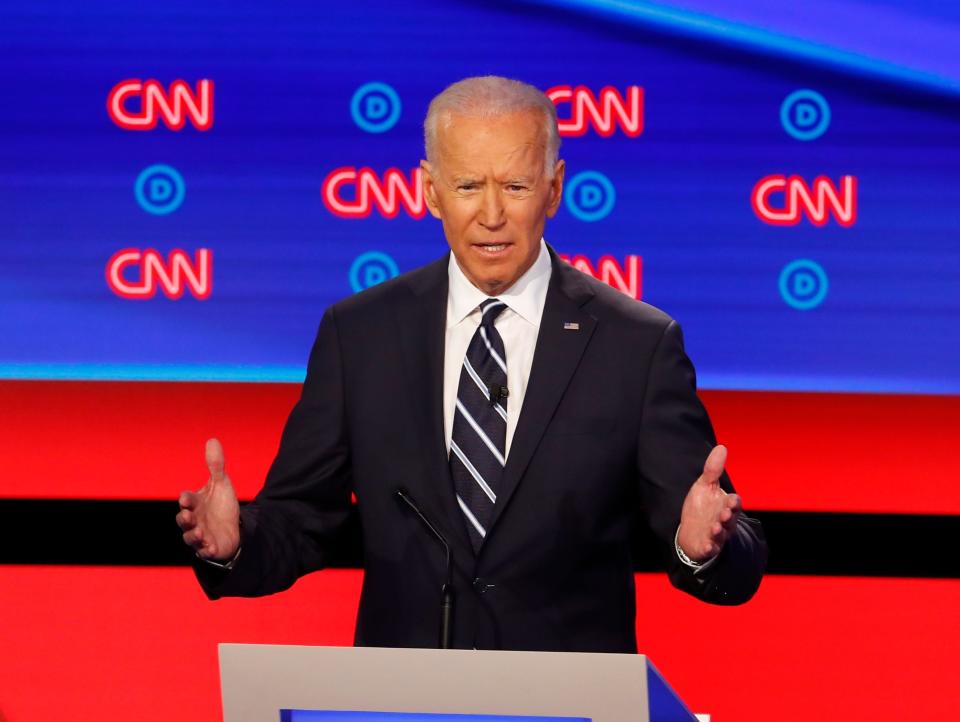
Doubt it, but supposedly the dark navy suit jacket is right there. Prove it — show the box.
[197,248,767,651]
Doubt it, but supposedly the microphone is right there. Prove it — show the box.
[395,488,454,649]
[488,384,509,407]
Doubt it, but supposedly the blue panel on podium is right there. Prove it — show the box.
[646,663,697,722]
[281,713,589,722]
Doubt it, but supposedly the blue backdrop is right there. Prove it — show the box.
[2,0,958,393]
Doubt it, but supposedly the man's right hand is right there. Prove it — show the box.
[176,438,241,562]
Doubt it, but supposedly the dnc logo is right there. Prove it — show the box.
[781,90,830,141]
[135,165,185,215]
[564,171,616,222]
[351,82,401,133]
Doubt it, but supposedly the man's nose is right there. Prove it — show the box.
[478,187,505,229]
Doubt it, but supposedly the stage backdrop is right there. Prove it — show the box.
[1,2,958,722]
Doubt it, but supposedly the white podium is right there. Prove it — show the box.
[219,644,697,722]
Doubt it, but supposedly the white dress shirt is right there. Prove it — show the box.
[443,239,552,459]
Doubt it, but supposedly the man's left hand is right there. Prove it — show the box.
[677,444,742,564]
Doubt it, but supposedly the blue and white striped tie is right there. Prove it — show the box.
[450,298,508,550]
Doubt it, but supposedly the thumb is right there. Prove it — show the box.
[701,444,727,488]
[205,438,226,483]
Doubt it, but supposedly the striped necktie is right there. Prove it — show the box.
[450,298,508,551]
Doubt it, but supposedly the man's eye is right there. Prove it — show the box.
[458,184,477,191]
[507,185,528,192]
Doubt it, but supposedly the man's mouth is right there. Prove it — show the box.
[473,242,511,254]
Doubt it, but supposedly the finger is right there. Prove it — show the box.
[726,493,742,513]
[722,507,742,534]
[709,525,729,551]
[205,438,225,482]
[182,526,204,548]
[681,537,718,563]
[175,509,196,530]
[701,444,727,488]
[179,490,201,510]
[719,495,742,531]
[192,537,223,560]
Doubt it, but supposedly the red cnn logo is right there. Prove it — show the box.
[546,85,644,138]
[107,79,214,131]
[559,253,643,300]
[106,248,213,300]
[322,167,426,219]
[752,175,858,227]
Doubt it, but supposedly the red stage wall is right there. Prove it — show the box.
[2,380,958,512]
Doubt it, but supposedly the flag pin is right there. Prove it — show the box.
[563,322,580,330]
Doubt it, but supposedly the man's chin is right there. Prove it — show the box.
[453,248,533,295]
[471,271,518,296]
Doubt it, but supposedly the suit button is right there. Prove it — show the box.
[472,577,488,593]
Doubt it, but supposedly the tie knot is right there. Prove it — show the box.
[479,298,507,327]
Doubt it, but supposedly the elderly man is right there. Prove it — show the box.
[177,76,767,652]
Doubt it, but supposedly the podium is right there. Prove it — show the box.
[219,644,698,722]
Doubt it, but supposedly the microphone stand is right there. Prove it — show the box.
[396,488,454,649]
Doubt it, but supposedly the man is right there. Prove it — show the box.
[177,76,767,652]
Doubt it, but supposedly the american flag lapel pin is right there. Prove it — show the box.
[563,322,580,331]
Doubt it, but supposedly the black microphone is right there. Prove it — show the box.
[395,488,454,649]
[488,384,509,407]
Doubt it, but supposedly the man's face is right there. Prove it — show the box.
[421,111,564,295]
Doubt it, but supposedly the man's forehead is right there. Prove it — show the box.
[442,147,541,176]
[436,112,545,173]
[438,111,543,145]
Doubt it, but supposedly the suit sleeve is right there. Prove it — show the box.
[195,306,354,599]
[637,319,768,605]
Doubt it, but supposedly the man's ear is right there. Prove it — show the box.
[545,159,565,218]
[420,159,443,220]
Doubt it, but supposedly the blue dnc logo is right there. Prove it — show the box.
[565,171,616,222]
[351,82,401,133]
[135,164,185,214]
[779,259,828,310]
[350,251,399,292]
[780,89,830,141]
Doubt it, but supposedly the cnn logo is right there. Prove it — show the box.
[106,248,212,300]
[546,85,644,138]
[752,175,857,227]
[322,167,425,219]
[559,253,642,300]
[107,79,214,131]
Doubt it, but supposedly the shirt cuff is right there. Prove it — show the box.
[197,545,242,570]
[675,527,719,575]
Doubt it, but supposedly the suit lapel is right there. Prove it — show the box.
[395,255,475,556]
[484,253,597,541]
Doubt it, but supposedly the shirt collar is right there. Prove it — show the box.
[447,239,552,328]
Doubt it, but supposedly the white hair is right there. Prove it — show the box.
[423,75,561,179]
